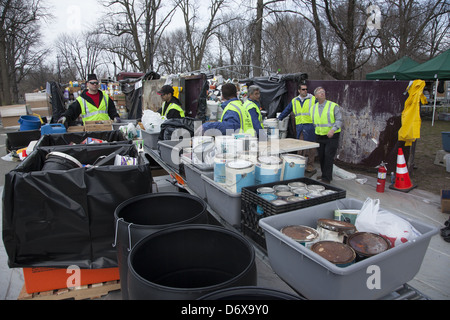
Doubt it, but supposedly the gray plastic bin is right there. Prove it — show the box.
[182,158,213,200]
[202,174,242,228]
[142,130,160,150]
[259,198,439,300]
[157,139,190,171]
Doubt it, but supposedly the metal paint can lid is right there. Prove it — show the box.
[307,184,326,192]
[273,184,290,192]
[257,187,275,194]
[317,219,357,235]
[271,199,288,205]
[288,182,306,189]
[281,225,319,242]
[286,196,304,202]
[347,232,390,257]
[275,191,294,199]
[311,241,356,265]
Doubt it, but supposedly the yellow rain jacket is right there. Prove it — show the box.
[398,80,427,146]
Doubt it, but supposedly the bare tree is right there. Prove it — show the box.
[99,0,176,73]
[0,0,49,104]
[175,0,236,72]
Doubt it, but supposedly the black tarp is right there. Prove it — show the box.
[2,144,152,269]
[158,117,202,141]
[48,81,66,123]
[35,130,130,149]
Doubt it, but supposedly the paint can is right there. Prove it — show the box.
[281,154,306,180]
[275,191,294,200]
[241,136,258,154]
[255,156,282,185]
[334,209,360,225]
[257,187,275,194]
[256,193,278,215]
[286,196,305,203]
[273,184,290,192]
[192,141,215,167]
[288,182,306,190]
[316,219,357,243]
[214,154,229,184]
[281,225,319,248]
[225,160,255,193]
[192,136,213,149]
[346,232,390,261]
[292,187,309,198]
[263,118,279,140]
[311,241,356,267]
[239,152,258,163]
[307,184,326,192]
[271,199,288,206]
[214,136,237,158]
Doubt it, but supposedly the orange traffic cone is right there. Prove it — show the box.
[389,148,417,192]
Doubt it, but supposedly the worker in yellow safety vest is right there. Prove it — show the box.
[278,83,317,172]
[243,85,265,137]
[200,83,255,136]
[157,85,185,119]
[58,74,121,125]
[310,86,343,184]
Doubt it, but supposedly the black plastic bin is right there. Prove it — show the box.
[2,144,152,269]
[6,129,41,152]
[35,130,131,151]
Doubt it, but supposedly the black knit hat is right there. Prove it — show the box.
[87,74,98,82]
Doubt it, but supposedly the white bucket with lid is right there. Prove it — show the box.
[214,136,238,158]
[263,118,279,140]
[255,155,282,185]
[225,160,255,193]
[280,154,307,180]
[214,154,229,184]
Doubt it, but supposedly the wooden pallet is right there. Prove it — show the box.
[18,280,121,300]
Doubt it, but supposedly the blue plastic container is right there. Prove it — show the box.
[18,115,41,131]
[442,132,450,152]
[41,123,67,135]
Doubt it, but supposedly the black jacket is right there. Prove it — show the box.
[157,97,184,119]
[64,89,119,122]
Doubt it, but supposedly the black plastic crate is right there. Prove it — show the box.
[241,177,346,251]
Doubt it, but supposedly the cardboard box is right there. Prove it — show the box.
[84,120,113,132]
[68,126,85,132]
[441,190,450,213]
[23,267,120,294]
[0,104,31,128]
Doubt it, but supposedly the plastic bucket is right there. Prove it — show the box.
[281,154,306,180]
[19,115,41,131]
[214,154,229,184]
[127,225,257,300]
[113,193,208,299]
[192,141,215,167]
[225,160,255,193]
[41,152,83,171]
[263,118,279,139]
[255,155,282,185]
[198,286,303,300]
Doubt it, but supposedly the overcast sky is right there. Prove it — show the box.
[41,0,104,47]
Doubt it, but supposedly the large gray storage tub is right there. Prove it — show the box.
[259,198,439,300]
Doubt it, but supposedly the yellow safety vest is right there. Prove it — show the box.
[78,91,110,124]
[311,100,341,135]
[243,99,264,128]
[292,96,316,125]
[220,100,255,135]
[162,102,185,118]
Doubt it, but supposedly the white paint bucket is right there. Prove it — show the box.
[215,136,238,158]
[207,101,219,120]
[192,141,215,167]
[255,155,282,185]
[281,154,307,180]
[239,152,258,163]
[214,154,229,184]
[225,160,255,193]
[278,117,289,131]
[263,118,279,140]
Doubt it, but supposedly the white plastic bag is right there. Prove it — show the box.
[355,197,421,247]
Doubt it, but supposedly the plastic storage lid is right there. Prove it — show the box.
[317,219,357,234]
[311,241,356,264]
[281,225,319,242]
[347,232,390,256]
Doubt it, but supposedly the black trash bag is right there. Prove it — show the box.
[195,77,210,122]
[35,130,130,149]
[158,117,201,141]
[2,144,152,269]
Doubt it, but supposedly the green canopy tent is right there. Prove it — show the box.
[366,56,419,80]
[403,49,450,125]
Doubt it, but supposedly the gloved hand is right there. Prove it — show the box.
[57,116,66,124]
[114,117,121,123]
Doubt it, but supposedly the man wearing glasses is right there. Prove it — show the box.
[58,74,121,125]
[310,87,343,184]
[278,82,317,173]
